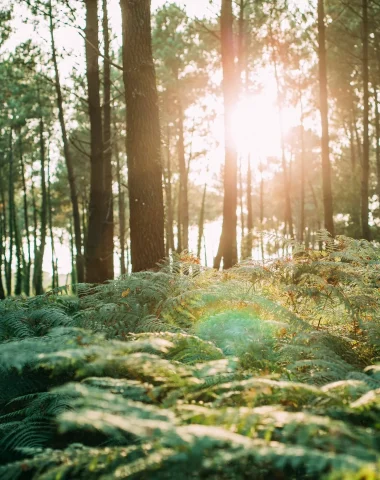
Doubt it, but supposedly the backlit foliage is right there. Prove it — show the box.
[0,236,379,479]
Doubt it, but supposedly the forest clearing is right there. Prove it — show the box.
[0,0,379,478]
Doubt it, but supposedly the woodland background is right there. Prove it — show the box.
[0,0,379,295]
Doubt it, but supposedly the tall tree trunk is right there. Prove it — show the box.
[237,0,245,88]
[33,118,47,295]
[177,99,189,251]
[101,0,114,279]
[0,214,5,299]
[176,180,182,253]
[13,209,23,296]
[19,133,31,295]
[114,130,126,276]
[260,165,264,261]
[7,129,13,296]
[197,181,207,259]
[85,0,106,282]
[361,0,370,240]
[49,0,84,283]
[47,154,56,289]
[120,0,165,272]
[69,219,77,287]
[374,85,380,202]
[164,120,175,255]
[82,192,88,262]
[317,0,335,235]
[299,93,306,243]
[9,127,24,295]
[0,177,6,298]
[246,154,253,258]
[31,170,38,292]
[214,0,238,270]
[239,155,245,244]
[0,182,9,296]
[349,113,361,231]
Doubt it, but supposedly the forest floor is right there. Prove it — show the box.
[0,234,379,479]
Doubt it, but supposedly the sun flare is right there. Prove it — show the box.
[231,91,300,166]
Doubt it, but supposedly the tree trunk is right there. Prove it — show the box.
[69,219,77,287]
[246,154,253,258]
[101,0,114,279]
[164,120,175,255]
[49,0,84,283]
[177,99,189,251]
[0,182,9,296]
[361,0,370,240]
[214,0,238,270]
[176,180,182,253]
[0,215,5,299]
[7,129,14,296]
[349,113,361,231]
[33,118,47,296]
[19,133,31,295]
[260,166,264,261]
[317,0,335,236]
[9,128,23,296]
[237,0,245,88]
[197,181,207,259]
[239,155,245,245]
[31,170,38,291]
[299,93,306,243]
[0,177,6,298]
[13,209,23,296]
[375,85,380,202]
[47,155,56,289]
[120,0,165,272]
[85,0,106,282]
[114,130,126,276]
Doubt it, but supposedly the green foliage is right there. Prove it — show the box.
[0,239,379,478]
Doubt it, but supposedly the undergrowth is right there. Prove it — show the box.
[0,233,379,479]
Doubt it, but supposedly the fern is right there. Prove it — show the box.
[0,236,379,479]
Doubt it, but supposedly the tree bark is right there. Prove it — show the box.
[85,0,106,282]
[260,165,264,261]
[33,118,47,296]
[47,154,56,289]
[214,0,238,270]
[19,132,31,295]
[164,120,175,255]
[7,129,13,296]
[0,176,6,299]
[317,0,335,236]
[101,0,114,279]
[13,208,23,296]
[114,128,126,276]
[0,215,5,299]
[0,182,9,296]
[177,100,189,251]
[237,0,246,88]
[245,154,253,258]
[375,85,380,203]
[239,156,245,246]
[48,0,84,283]
[299,93,306,243]
[349,113,360,230]
[197,181,207,259]
[361,0,370,240]
[120,0,165,272]
[67,219,75,287]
